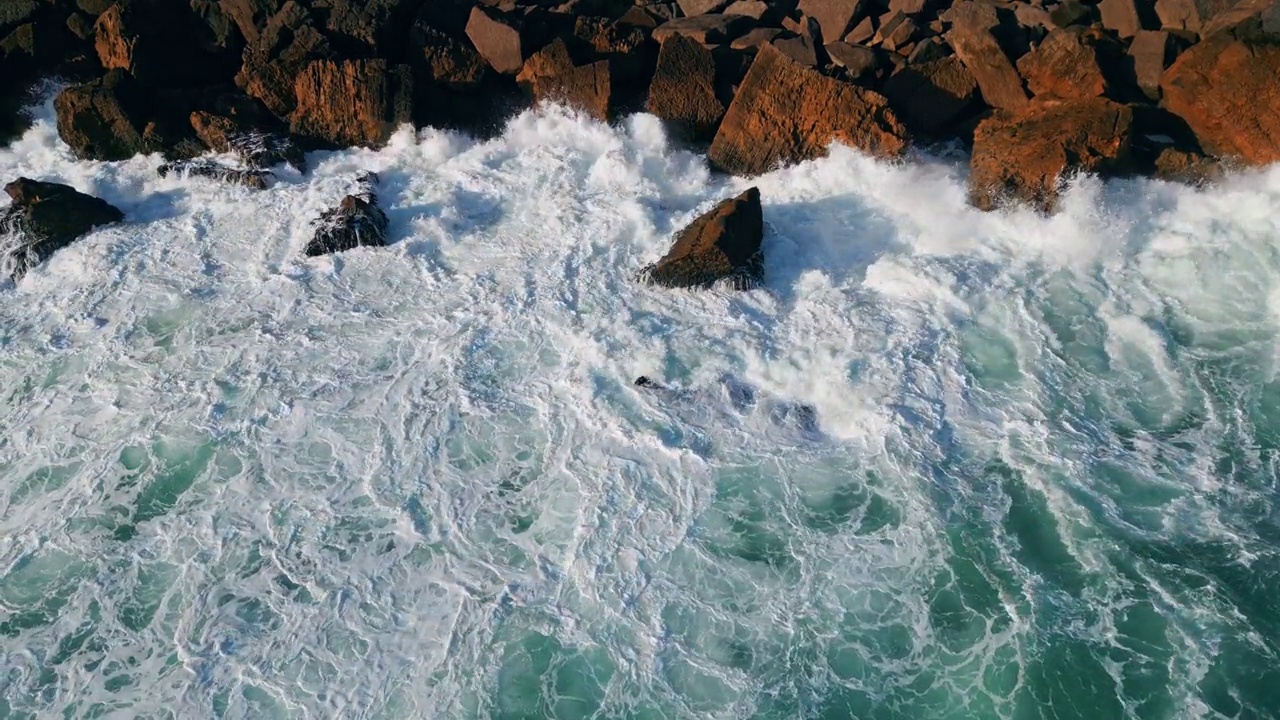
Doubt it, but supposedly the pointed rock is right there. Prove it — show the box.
[946,1,1029,110]
[641,187,764,290]
[708,44,907,175]
[517,39,612,120]
[306,173,389,256]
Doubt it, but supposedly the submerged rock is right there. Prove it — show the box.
[304,172,389,257]
[640,187,763,290]
[634,373,821,435]
[158,159,273,189]
[1,178,123,282]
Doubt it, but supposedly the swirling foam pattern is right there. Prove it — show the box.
[1,96,1279,719]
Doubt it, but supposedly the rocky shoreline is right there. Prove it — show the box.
[1,0,1278,282]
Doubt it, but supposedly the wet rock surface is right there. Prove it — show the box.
[1,177,123,281]
[305,172,390,257]
[640,186,763,289]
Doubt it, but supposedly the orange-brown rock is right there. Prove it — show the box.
[516,39,612,121]
[1015,28,1109,99]
[54,69,148,160]
[641,187,764,290]
[945,1,1029,110]
[237,2,332,117]
[708,44,907,176]
[94,0,227,85]
[1128,30,1174,100]
[969,97,1135,212]
[798,0,865,43]
[290,59,414,148]
[647,34,725,141]
[466,5,527,74]
[1161,12,1280,164]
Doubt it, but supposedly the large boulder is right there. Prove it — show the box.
[95,0,237,86]
[53,70,147,160]
[969,97,1135,212]
[289,59,414,148]
[516,39,612,120]
[466,5,529,74]
[1161,3,1280,164]
[647,33,725,141]
[707,44,907,176]
[305,172,389,256]
[1,178,124,282]
[640,187,764,290]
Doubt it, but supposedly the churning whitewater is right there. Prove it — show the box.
[2,94,1279,720]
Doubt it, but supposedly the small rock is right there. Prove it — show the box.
[969,97,1136,212]
[876,12,918,52]
[907,36,951,64]
[1,178,124,282]
[1098,0,1144,37]
[647,33,725,140]
[305,172,389,257]
[640,187,764,290]
[708,44,907,175]
[826,42,882,80]
[158,160,274,189]
[890,0,934,15]
[844,16,876,44]
[723,0,771,20]
[676,0,732,16]
[1048,0,1092,27]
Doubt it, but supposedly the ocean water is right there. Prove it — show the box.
[1,93,1279,720]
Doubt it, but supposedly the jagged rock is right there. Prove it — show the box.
[708,43,907,175]
[652,14,754,44]
[1,178,124,282]
[158,159,273,188]
[517,38,612,120]
[724,0,771,20]
[1015,27,1110,99]
[54,70,147,160]
[189,110,303,169]
[236,1,332,117]
[772,21,822,66]
[305,172,389,256]
[1161,2,1280,164]
[317,0,423,56]
[946,2,1029,110]
[1128,29,1174,99]
[1152,146,1222,184]
[883,56,980,136]
[844,16,875,43]
[1048,0,1093,27]
[640,187,763,290]
[1154,0,1235,33]
[891,0,935,14]
[798,0,865,43]
[572,15,655,87]
[647,34,724,140]
[969,97,1135,212]
[466,5,528,74]
[290,59,414,148]
[412,25,490,88]
[875,11,919,52]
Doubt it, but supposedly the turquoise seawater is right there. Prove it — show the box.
[1,99,1279,719]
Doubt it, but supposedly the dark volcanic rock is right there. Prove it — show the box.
[647,34,725,140]
[969,97,1135,212]
[640,187,764,290]
[290,59,414,148]
[158,159,274,188]
[1161,3,1280,164]
[1,178,124,282]
[708,44,907,176]
[516,39,612,120]
[306,172,389,256]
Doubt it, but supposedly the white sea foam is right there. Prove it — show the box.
[2,94,1279,719]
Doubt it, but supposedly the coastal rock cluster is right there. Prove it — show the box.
[1,0,1278,281]
[1,0,1277,211]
